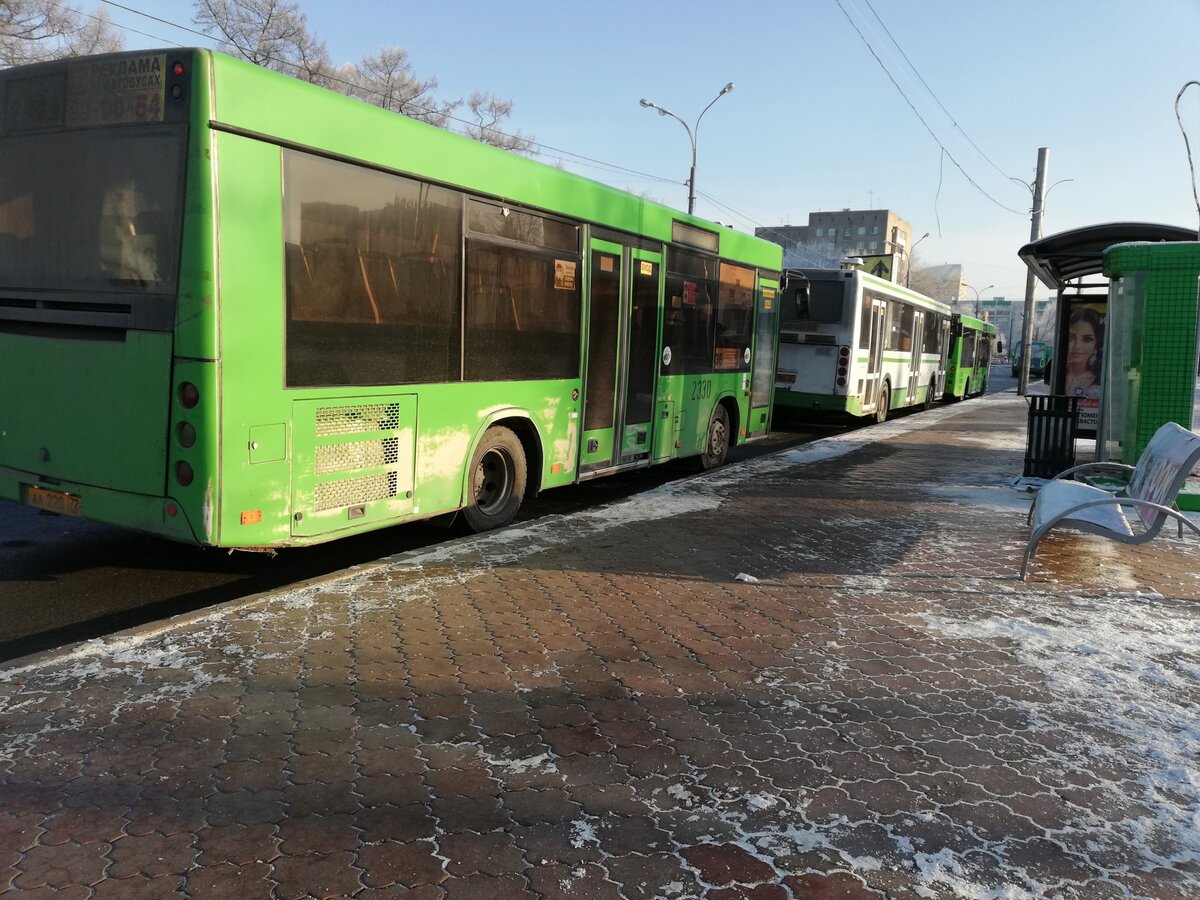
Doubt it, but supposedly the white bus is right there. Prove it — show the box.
[773,266,952,423]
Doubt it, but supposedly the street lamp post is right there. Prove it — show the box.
[639,82,735,215]
[964,282,994,318]
[905,232,930,288]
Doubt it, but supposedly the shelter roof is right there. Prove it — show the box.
[1018,223,1196,290]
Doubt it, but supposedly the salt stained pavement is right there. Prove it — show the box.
[1,392,1198,899]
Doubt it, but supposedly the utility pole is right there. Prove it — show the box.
[1018,147,1049,395]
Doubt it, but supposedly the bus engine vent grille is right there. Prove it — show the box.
[315,403,401,436]
[315,438,400,474]
[314,471,399,512]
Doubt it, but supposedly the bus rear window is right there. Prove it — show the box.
[0,126,184,293]
[782,279,846,327]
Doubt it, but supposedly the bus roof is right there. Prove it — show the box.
[956,313,997,334]
[786,266,952,314]
[197,50,781,271]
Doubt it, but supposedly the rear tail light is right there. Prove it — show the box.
[175,461,194,487]
[836,345,850,382]
[178,382,199,409]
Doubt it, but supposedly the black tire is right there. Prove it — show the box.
[700,404,730,471]
[463,426,527,532]
[923,378,936,411]
[874,381,890,424]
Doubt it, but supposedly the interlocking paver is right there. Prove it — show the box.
[2,394,1199,898]
[270,849,364,899]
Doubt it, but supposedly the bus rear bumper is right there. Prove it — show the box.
[773,390,859,416]
[0,466,205,545]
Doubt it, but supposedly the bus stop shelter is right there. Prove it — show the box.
[1018,222,1196,436]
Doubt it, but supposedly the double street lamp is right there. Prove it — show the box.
[639,82,735,215]
[964,282,994,318]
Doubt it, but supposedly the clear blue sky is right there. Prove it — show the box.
[100,0,1200,302]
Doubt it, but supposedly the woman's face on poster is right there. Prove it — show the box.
[1069,319,1097,367]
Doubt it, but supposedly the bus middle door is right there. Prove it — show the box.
[620,250,661,463]
[580,239,624,474]
[936,318,951,398]
[907,310,924,404]
[864,297,886,413]
[580,239,662,475]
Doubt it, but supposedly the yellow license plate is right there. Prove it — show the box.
[26,485,82,517]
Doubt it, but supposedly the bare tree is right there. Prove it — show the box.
[463,91,535,154]
[907,257,963,304]
[333,46,455,128]
[192,0,537,154]
[193,0,331,84]
[1,1,123,67]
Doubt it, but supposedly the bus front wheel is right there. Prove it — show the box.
[700,405,730,470]
[463,426,527,532]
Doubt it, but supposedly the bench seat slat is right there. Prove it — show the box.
[1032,481,1134,538]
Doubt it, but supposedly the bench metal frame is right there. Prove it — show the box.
[1021,422,1200,580]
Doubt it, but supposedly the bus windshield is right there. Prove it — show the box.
[0,126,185,293]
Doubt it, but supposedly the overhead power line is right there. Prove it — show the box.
[834,0,1025,216]
[48,0,181,45]
[861,0,1017,184]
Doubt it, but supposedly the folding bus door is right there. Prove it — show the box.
[907,309,924,405]
[747,279,779,437]
[864,297,887,412]
[580,239,623,473]
[936,318,951,397]
[619,250,661,463]
[580,240,662,475]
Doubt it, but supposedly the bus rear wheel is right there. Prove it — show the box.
[923,377,936,411]
[700,405,730,470]
[463,426,527,532]
[874,382,890,424]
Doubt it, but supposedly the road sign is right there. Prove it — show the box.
[858,254,897,282]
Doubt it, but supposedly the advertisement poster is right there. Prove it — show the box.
[1066,302,1105,431]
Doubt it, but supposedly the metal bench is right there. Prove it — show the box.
[1021,421,1200,580]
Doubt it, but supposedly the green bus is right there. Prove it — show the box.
[0,49,782,547]
[945,313,996,400]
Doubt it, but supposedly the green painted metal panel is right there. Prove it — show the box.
[1102,242,1200,462]
[0,330,172,495]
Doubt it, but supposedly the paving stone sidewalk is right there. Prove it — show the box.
[2,392,1198,899]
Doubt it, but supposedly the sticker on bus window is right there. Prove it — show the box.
[639,261,654,276]
[600,256,614,273]
[66,53,167,127]
[554,259,576,290]
[715,348,741,370]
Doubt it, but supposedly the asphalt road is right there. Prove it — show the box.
[0,368,1017,662]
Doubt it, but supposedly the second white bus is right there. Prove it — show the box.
[773,266,952,422]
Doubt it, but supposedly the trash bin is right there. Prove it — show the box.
[1024,395,1080,478]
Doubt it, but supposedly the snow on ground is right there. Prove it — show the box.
[926,592,1200,877]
